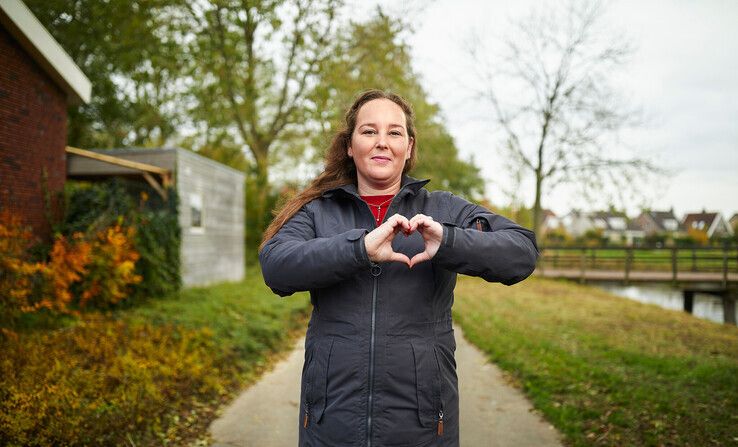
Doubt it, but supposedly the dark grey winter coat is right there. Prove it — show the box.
[259,174,539,447]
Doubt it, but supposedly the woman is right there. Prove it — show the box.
[259,90,539,447]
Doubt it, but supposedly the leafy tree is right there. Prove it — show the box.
[184,0,343,243]
[26,0,188,148]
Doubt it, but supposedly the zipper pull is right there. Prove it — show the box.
[303,407,309,428]
[437,410,444,436]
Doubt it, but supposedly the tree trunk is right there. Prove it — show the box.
[251,153,270,255]
[533,173,543,242]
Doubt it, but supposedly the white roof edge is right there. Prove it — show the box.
[0,0,91,104]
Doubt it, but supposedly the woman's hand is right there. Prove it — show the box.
[365,213,412,266]
[407,214,443,268]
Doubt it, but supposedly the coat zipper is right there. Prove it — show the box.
[359,192,399,447]
[367,263,381,447]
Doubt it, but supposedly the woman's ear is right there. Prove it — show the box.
[347,145,353,158]
[406,137,414,159]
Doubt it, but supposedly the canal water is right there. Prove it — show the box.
[594,282,736,324]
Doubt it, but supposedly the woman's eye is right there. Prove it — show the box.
[390,131,402,136]
[362,129,376,135]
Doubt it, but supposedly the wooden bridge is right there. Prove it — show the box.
[533,246,738,324]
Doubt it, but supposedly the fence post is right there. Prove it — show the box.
[723,290,737,325]
[723,247,729,289]
[625,246,632,286]
[539,247,545,274]
[580,247,586,284]
[672,247,678,286]
[691,248,697,272]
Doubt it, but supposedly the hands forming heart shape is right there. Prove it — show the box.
[364,213,444,268]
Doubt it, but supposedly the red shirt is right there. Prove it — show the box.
[360,194,395,227]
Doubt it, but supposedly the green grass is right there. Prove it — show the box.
[121,271,310,373]
[453,276,738,446]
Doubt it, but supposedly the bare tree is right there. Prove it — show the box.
[466,1,665,238]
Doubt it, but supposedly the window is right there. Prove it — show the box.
[608,217,626,230]
[190,193,203,229]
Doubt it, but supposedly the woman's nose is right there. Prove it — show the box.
[375,133,388,148]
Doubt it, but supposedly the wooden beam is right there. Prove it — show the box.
[142,172,167,201]
[66,146,169,175]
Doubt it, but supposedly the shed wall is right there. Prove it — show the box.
[176,148,244,286]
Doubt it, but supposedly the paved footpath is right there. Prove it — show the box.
[209,325,563,447]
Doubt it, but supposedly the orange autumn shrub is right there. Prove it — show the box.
[1,212,143,328]
[75,223,142,309]
[0,212,47,325]
[34,232,91,314]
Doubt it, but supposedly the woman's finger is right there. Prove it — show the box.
[409,251,430,268]
[388,251,411,267]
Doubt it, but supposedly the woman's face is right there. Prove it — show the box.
[348,98,414,189]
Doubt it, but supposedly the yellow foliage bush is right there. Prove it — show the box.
[1,212,143,327]
[0,315,237,446]
[76,223,142,308]
[0,212,47,321]
[686,227,709,246]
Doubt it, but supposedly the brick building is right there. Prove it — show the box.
[0,0,90,241]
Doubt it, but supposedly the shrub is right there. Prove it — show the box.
[0,212,46,329]
[60,179,181,304]
[0,212,143,330]
[0,315,238,446]
[73,222,142,308]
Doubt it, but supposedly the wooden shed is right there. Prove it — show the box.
[66,147,245,287]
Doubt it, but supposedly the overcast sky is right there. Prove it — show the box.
[357,0,738,220]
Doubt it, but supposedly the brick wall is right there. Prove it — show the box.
[0,25,68,243]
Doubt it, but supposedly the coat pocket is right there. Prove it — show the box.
[410,340,443,429]
[304,336,335,425]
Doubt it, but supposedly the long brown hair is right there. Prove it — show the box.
[259,89,418,251]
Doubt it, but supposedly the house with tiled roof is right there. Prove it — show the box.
[560,209,591,237]
[634,208,684,236]
[589,210,645,246]
[729,213,738,231]
[682,211,734,239]
[560,209,644,245]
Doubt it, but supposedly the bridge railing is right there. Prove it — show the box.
[536,246,738,285]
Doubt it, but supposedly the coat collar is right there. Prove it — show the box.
[321,174,431,199]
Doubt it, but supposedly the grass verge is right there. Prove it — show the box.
[0,268,310,446]
[453,276,738,446]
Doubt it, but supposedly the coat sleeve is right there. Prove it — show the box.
[432,193,540,285]
[259,203,373,297]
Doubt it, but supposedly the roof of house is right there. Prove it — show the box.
[645,210,682,232]
[0,0,90,104]
[682,212,718,231]
[590,210,642,232]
